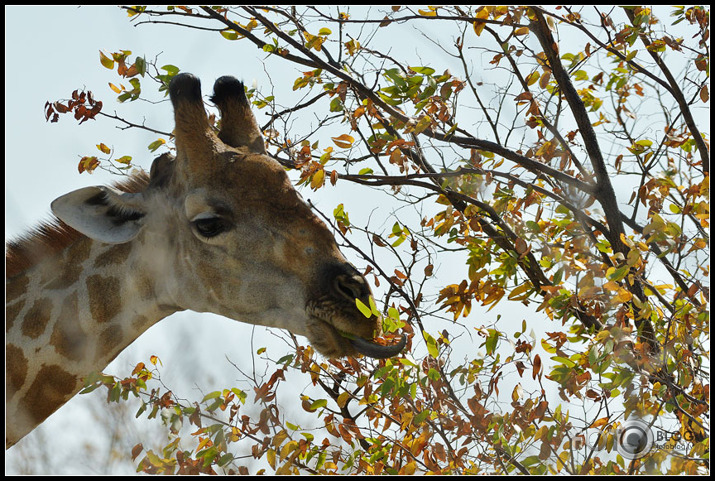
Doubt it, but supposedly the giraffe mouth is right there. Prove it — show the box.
[337,329,407,359]
[306,298,406,358]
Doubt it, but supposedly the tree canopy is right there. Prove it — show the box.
[23,5,710,475]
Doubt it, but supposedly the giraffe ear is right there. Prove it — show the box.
[51,186,146,244]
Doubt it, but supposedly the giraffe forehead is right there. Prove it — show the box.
[175,152,310,217]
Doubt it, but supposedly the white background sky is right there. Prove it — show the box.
[5,5,704,474]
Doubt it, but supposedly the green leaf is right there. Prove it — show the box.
[309,398,328,411]
[606,265,630,282]
[99,50,114,70]
[573,69,589,81]
[221,30,240,41]
[329,97,344,112]
[552,356,576,368]
[217,453,234,467]
[410,66,435,76]
[356,298,372,318]
[148,138,166,152]
[368,296,381,317]
[135,56,146,76]
[201,391,222,402]
[485,329,499,356]
[424,330,439,358]
[161,64,180,75]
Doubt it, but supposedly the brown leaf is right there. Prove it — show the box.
[515,237,529,256]
[533,354,542,379]
[131,443,144,460]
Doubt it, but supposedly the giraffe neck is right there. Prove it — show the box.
[6,233,178,448]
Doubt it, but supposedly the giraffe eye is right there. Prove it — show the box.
[193,217,229,238]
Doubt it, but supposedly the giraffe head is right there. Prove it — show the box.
[50,73,405,359]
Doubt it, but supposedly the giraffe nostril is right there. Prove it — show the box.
[334,274,365,301]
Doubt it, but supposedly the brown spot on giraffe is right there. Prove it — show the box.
[6,272,29,302]
[93,242,133,269]
[86,274,122,324]
[5,299,24,334]
[41,237,92,291]
[21,298,53,339]
[20,365,78,425]
[97,324,124,362]
[49,292,88,362]
[6,344,28,400]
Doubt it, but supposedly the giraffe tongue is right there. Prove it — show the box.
[349,334,407,359]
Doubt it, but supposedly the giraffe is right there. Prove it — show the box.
[5,73,405,449]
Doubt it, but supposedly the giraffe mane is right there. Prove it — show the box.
[6,171,150,279]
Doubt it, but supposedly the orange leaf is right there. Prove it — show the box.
[331,134,354,148]
[590,417,609,429]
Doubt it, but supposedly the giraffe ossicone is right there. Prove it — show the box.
[5,72,405,449]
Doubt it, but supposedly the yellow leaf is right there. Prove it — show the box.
[310,169,325,190]
[616,288,633,302]
[412,115,433,134]
[272,429,288,448]
[401,461,417,475]
[331,134,354,148]
[266,448,276,469]
[514,26,530,36]
[99,50,114,70]
[96,143,111,155]
[280,440,298,461]
[511,383,523,402]
[534,425,549,441]
[109,82,122,94]
[337,391,350,408]
[508,282,531,300]
[526,71,540,86]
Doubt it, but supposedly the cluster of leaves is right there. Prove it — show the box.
[44,50,181,174]
[44,89,102,125]
[46,4,709,475]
